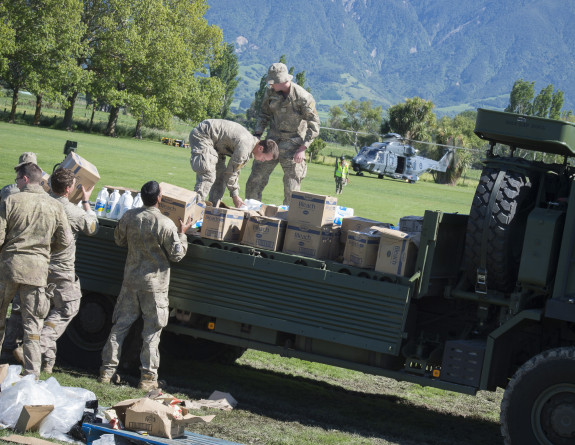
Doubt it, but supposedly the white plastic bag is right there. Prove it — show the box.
[0,375,56,428]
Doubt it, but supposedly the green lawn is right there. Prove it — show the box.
[0,122,479,225]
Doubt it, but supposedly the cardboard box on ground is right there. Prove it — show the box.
[57,152,100,204]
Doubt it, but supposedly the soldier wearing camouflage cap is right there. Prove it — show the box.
[245,62,321,205]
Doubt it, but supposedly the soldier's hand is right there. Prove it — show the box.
[82,184,95,201]
[294,146,306,164]
[178,216,193,234]
[232,195,245,208]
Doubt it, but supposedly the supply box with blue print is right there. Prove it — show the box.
[375,228,418,276]
[59,152,100,204]
[158,182,205,228]
[242,214,287,251]
[343,228,383,269]
[286,191,337,226]
[201,204,246,242]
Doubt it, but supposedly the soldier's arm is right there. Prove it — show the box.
[52,208,73,253]
[163,223,188,263]
[114,216,128,247]
[301,97,321,148]
[0,201,6,247]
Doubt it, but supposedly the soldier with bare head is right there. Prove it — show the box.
[36,168,99,374]
[245,62,321,205]
[0,162,72,377]
[99,180,193,390]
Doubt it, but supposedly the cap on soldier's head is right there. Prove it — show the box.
[267,63,293,85]
[340,155,345,160]
[15,152,37,168]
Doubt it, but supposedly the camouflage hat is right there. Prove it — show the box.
[15,152,38,168]
[267,63,293,84]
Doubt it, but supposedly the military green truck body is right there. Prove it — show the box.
[65,109,575,445]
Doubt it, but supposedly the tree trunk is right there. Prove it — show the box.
[88,102,96,132]
[9,87,19,123]
[63,91,79,130]
[133,116,143,139]
[105,106,120,137]
[33,94,43,125]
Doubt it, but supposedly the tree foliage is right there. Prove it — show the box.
[505,79,568,119]
[386,97,436,143]
[210,42,240,119]
[327,100,382,149]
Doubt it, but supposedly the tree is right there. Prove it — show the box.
[532,85,554,118]
[505,79,535,115]
[550,91,564,120]
[328,100,382,150]
[386,97,436,143]
[308,137,326,163]
[210,42,240,119]
[0,3,15,73]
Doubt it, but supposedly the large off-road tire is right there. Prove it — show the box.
[500,347,575,445]
[160,330,246,365]
[464,166,534,293]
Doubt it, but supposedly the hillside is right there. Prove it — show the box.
[205,0,575,117]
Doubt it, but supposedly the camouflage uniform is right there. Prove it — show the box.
[0,184,72,376]
[100,206,188,384]
[40,195,99,372]
[189,119,258,204]
[245,82,320,204]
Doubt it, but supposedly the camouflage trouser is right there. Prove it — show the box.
[3,292,22,351]
[245,139,307,205]
[40,270,82,368]
[335,176,344,194]
[0,280,49,376]
[100,286,169,380]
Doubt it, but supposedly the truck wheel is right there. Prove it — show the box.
[57,292,116,369]
[501,347,575,445]
[464,166,534,293]
[160,331,246,365]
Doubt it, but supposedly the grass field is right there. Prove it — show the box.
[0,122,503,445]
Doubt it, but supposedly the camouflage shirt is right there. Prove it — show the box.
[49,195,99,272]
[0,183,19,202]
[255,82,320,148]
[0,184,73,286]
[190,119,258,197]
[114,206,188,292]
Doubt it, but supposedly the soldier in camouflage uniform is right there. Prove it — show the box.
[189,119,278,207]
[0,162,72,377]
[245,63,321,205]
[0,153,40,360]
[99,181,192,390]
[38,168,99,374]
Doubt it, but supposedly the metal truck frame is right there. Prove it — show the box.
[64,109,575,445]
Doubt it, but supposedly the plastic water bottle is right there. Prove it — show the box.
[132,192,143,209]
[118,191,134,218]
[105,189,121,219]
[95,187,109,216]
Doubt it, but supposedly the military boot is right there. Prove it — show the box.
[42,360,54,374]
[98,370,120,384]
[138,373,159,391]
[12,346,24,366]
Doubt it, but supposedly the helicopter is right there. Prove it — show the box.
[350,133,454,183]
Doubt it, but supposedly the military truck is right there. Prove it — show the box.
[63,109,575,445]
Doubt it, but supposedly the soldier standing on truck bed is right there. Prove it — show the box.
[0,162,72,377]
[34,168,99,374]
[98,181,193,390]
[189,119,278,208]
[245,62,321,205]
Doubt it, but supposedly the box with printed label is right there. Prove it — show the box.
[201,206,246,242]
[340,216,392,243]
[399,215,424,233]
[287,192,337,226]
[374,228,418,277]
[343,230,382,269]
[58,152,100,204]
[158,182,204,228]
[259,204,288,219]
[282,223,339,260]
[39,171,51,193]
[241,215,287,251]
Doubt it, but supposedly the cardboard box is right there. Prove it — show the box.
[283,223,340,260]
[158,182,204,228]
[259,204,288,219]
[58,152,100,204]
[241,215,287,251]
[287,192,337,226]
[343,230,381,269]
[399,215,424,233]
[201,205,246,242]
[0,363,8,385]
[374,228,418,277]
[15,405,54,433]
[340,216,392,243]
[39,171,51,193]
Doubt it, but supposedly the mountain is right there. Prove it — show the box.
[204,0,575,117]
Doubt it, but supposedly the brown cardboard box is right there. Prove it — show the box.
[283,223,339,260]
[340,216,392,243]
[399,215,424,233]
[39,171,51,193]
[0,363,8,385]
[343,230,382,269]
[287,192,337,226]
[374,228,418,277]
[58,152,100,204]
[15,405,54,433]
[158,182,204,228]
[259,204,288,219]
[241,215,287,251]
[201,205,246,242]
